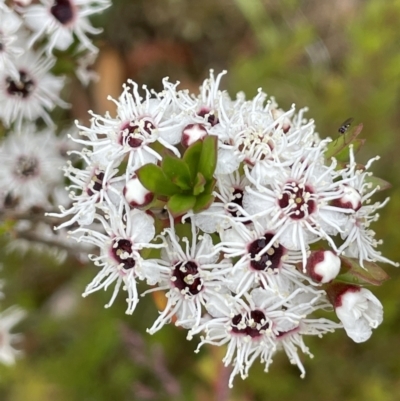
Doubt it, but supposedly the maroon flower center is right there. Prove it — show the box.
[6,71,35,98]
[14,155,39,179]
[248,233,284,271]
[198,107,218,126]
[231,310,269,338]
[120,119,155,148]
[172,261,203,296]
[111,239,136,270]
[278,182,316,219]
[226,188,251,223]
[87,171,104,196]
[51,0,74,25]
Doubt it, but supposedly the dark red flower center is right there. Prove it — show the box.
[111,239,136,270]
[172,261,203,296]
[6,71,35,98]
[87,171,105,196]
[278,182,316,219]
[226,188,251,223]
[198,107,218,126]
[120,119,155,148]
[231,310,269,338]
[248,233,285,271]
[51,0,74,25]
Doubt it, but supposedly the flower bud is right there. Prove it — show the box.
[332,185,362,211]
[181,124,208,147]
[123,175,154,208]
[306,250,341,283]
[327,283,383,343]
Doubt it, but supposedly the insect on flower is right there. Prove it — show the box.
[338,117,354,134]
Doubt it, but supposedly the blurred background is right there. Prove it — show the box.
[1,0,400,400]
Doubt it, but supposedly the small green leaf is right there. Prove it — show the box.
[183,141,203,181]
[162,154,192,190]
[203,178,216,194]
[364,176,392,192]
[336,256,389,286]
[325,123,364,159]
[193,172,206,196]
[193,194,215,213]
[334,139,365,162]
[198,135,218,180]
[167,194,196,217]
[136,164,181,196]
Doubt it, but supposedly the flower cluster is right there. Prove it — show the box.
[0,0,110,259]
[54,70,397,386]
[0,1,110,371]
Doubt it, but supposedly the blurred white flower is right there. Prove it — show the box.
[0,4,24,80]
[0,306,26,365]
[0,123,65,212]
[0,50,68,129]
[21,0,111,54]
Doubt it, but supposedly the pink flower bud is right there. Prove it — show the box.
[306,250,341,283]
[181,124,208,147]
[327,283,383,343]
[123,175,153,207]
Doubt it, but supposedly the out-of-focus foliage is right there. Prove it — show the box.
[1,0,400,400]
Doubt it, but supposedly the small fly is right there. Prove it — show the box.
[338,117,354,134]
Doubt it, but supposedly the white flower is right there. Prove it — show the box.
[21,0,111,54]
[0,123,64,212]
[73,78,184,175]
[0,306,26,365]
[0,50,68,129]
[336,147,399,267]
[146,217,230,333]
[49,156,125,229]
[0,5,24,80]
[243,143,351,268]
[188,287,329,387]
[217,220,319,297]
[331,285,383,343]
[75,50,98,86]
[70,205,164,314]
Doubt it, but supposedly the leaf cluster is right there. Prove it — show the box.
[136,136,218,217]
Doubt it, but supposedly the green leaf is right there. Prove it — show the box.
[334,139,365,162]
[183,141,203,181]
[198,135,218,180]
[193,172,206,196]
[162,154,192,190]
[325,123,364,159]
[336,256,389,286]
[203,178,217,194]
[167,194,196,217]
[193,194,215,213]
[364,175,392,192]
[136,164,181,196]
